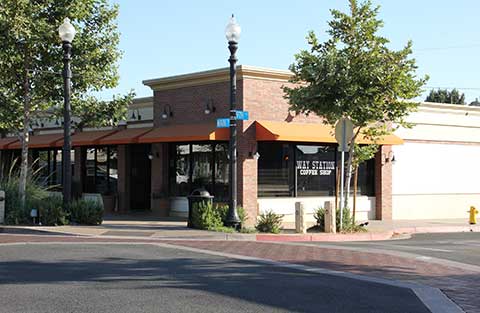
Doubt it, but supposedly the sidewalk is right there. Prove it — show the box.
[1,217,478,242]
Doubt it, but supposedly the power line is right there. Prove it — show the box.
[415,44,480,52]
[425,86,480,91]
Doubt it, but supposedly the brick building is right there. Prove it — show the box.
[1,66,478,225]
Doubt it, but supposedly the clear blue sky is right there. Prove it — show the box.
[102,0,480,103]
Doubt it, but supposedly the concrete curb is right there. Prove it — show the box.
[256,231,394,242]
[2,223,479,243]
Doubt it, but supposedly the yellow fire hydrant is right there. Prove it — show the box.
[469,206,478,225]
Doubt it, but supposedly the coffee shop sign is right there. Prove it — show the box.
[296,161,335,176]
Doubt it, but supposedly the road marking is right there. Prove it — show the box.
[376,244,453,253]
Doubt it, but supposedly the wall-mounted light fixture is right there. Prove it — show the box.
[204,99,216,115]
[161,104,173,119]
[130,109,142,121]
[382,151,396,165]
[147,145,160,160]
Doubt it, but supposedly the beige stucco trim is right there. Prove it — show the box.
[131,96,153,108]
[142,65,293,91]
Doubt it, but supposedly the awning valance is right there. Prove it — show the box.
[255,120,403,145]
[68,130,118,146]
[8,133,64,149]
[0,137,19,149]
[137,123,229,143]
[98,127,152,145]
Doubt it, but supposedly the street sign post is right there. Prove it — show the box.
[334,117,354,231]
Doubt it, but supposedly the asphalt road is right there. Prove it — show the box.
[307,232,480,266]
[0,243,430,313]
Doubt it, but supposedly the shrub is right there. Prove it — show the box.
[191,201,223,230]
[38,195,68,226]
[70,199,104,225]
[217,204,248,226]
[255,211,283,234]
[313,206,363,233]
[0,173,49,225]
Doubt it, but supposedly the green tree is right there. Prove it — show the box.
[470,98,480,106]
[0,0,133,208]
[284,0,427,218]
[425,88,465,104]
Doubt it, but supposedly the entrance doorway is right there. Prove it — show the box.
[130,144,151,210]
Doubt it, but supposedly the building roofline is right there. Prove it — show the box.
[420,101,480,114]
[142,65,293,91]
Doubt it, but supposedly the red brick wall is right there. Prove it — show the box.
[153,81,244,127]
[242,78,322,123]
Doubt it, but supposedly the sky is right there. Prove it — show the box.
[101,0,480,103]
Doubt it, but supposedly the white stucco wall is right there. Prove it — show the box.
[258,196,375,226]
[392,103,480,219]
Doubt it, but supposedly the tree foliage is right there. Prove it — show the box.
[0,0,133,130]
[0,0,133,206]
[425,89,465,105]
[283,0,427,217]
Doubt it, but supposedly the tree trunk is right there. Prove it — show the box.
[19,57,30,210]
[353,167,358,224]
[344,141,354,211]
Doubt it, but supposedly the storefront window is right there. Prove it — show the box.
[214,144,229,201]
[83,146,117,194]
[295,145,336,196]
[258,143,292,197]
[192,144,213,193]
[169,143,229,201]
[257,142,375,198]
[31,149,74,189]
[170,144,190,197]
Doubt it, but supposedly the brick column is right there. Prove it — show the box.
[117,144,130,213]
[151,143,170,216]
[375,145,393,220]
[237,121,258,227]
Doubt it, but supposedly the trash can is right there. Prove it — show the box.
[187,188,214,228]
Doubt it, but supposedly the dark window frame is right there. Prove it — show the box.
[169,141,229,201]
[257,141,375,198]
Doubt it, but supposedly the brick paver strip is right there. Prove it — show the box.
[0,234,477,312]
[164,240,479,313]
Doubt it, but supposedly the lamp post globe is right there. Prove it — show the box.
[225,15,241,229]
[59,18,76,43]
[225,15,241,43]
[58,17,75,210]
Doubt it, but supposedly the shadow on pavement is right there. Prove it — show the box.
[0,244,430,313]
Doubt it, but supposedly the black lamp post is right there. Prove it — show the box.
[58,18,76,209]
[225,15,241,228]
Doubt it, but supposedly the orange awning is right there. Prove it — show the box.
[0,137,19,149]
[256,120,403,145]
[98,127,153,145]
[8,133,64,149]
[59,130,119,147]
[137,123,229,143]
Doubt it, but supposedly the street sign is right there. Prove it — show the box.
[216,118,230,128]
[335,117,354,152]
[235,110,249,120]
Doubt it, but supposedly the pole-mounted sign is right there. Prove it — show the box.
[335,117,354,152]
[334,117,354,231]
